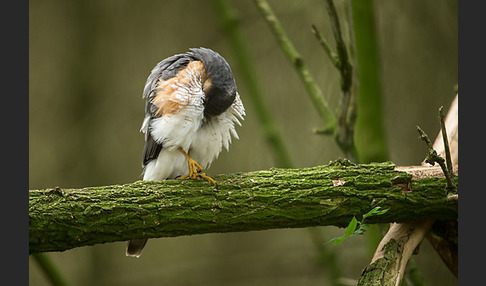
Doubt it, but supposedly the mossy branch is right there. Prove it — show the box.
[30,161,457,254]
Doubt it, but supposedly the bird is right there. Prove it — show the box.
[126,47,245,257]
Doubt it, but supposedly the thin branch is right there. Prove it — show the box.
[253,0,336,130]
[213,0,294,168]
[254,0,361,160]
[431,94,458,170]
[311,24,340,69]
[311,0,357,160]
[323,0,353,93]
[439,106,454,180]
[416,125,456,194]
[30,162,457,254]
[425,94,458,278]
[326,0,355,143]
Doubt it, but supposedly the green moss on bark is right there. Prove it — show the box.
[29,162,457,254]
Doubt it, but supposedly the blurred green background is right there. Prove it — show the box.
[29,0,457,285]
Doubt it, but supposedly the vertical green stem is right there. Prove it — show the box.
[32,253,68,286]
[349,0,390,275]
[350,0,388,163]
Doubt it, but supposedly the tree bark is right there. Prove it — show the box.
[29,161,457,254]
[358,220,434,286]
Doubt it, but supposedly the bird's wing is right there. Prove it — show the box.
[141,53,195,167]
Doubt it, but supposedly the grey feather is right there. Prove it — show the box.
[140,53,196,167]
[188,47,237,117]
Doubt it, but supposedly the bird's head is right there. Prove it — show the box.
[189,47,237,118]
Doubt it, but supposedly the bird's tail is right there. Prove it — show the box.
[126,239,148,258]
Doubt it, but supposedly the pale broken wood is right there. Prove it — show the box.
[432,94,458,172]
[359,94,458,285]
[426,93,458,277]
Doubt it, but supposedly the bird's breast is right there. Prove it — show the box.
[152,60,209,117]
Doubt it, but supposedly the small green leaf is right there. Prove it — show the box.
[362,207,380,220]
[374,208,389,216]
[329,207,389,246]
[362,206,389,221]
[329,216,358,245]
[345,216,358,237]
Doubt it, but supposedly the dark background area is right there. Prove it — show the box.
[29,0,457,285]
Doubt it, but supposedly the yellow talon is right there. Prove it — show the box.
[178,147,216,185]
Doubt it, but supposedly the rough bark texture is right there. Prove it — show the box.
[358,238,402,286]
[359,220,435,286]
[29,161,457,254]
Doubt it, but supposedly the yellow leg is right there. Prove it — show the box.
[177,147,216,185]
